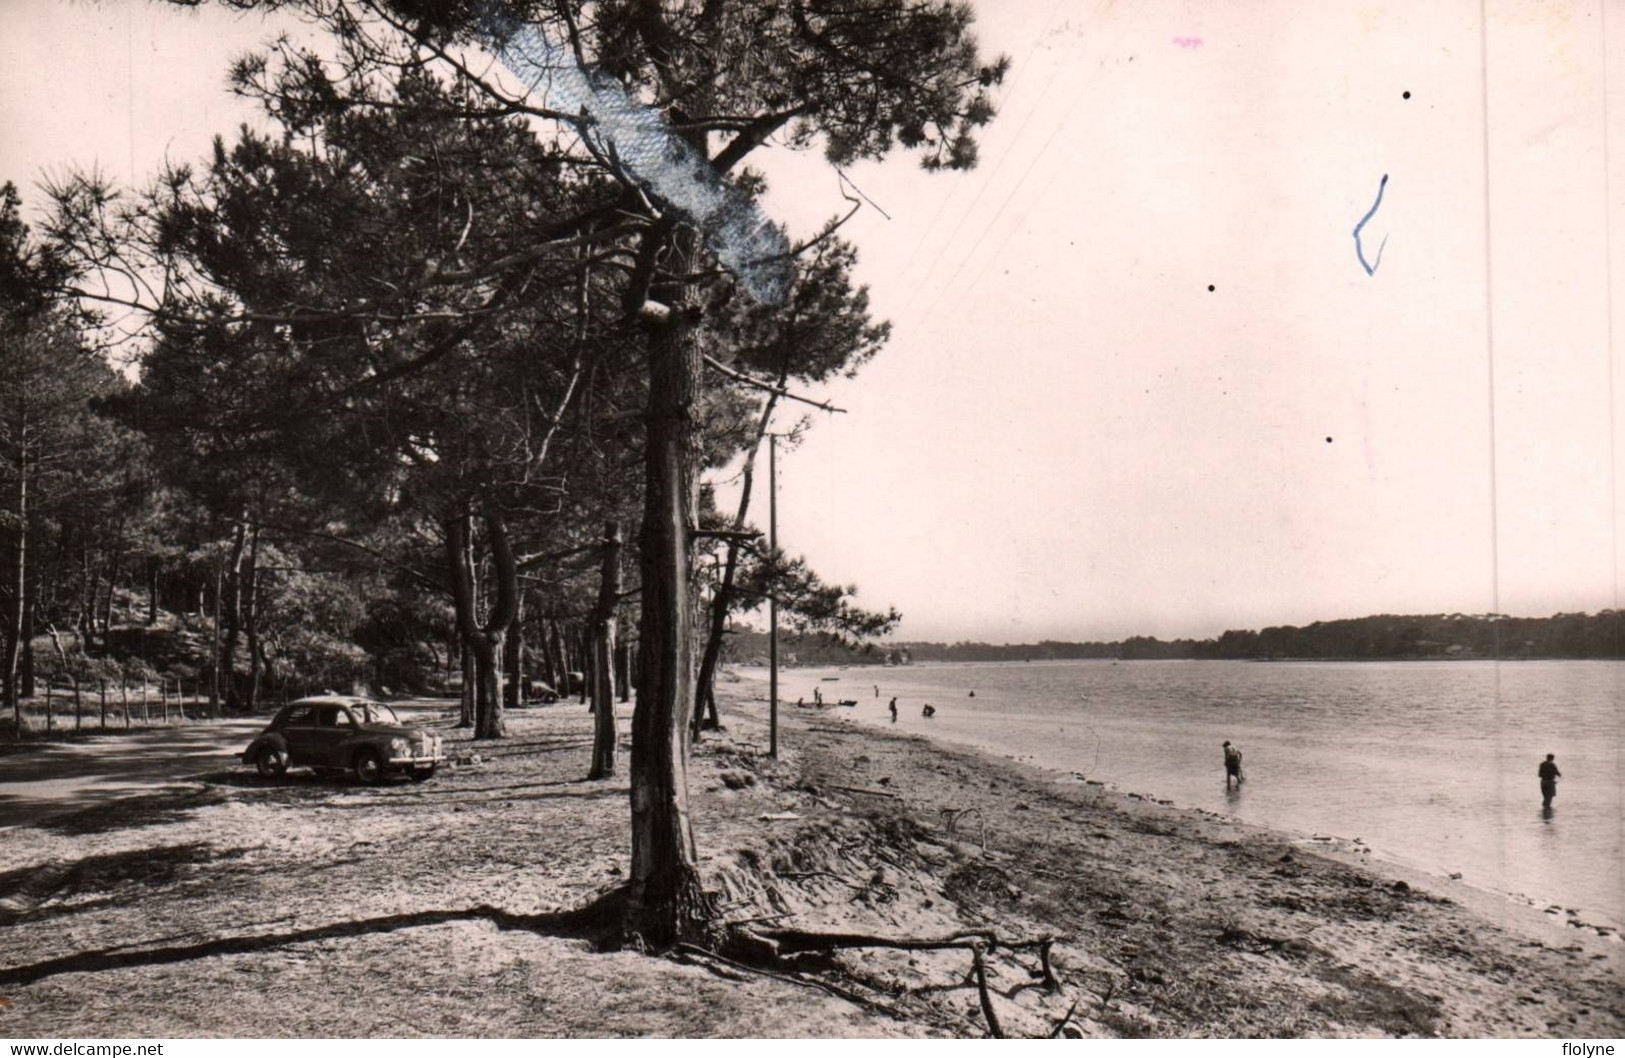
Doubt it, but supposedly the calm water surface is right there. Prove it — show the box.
[742,659,1625,926]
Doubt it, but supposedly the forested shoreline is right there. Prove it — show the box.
[724,610,1625,666]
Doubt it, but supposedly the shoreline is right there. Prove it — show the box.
[882,703,1625,944]
[731,682,1623,962]
[731,662,1625,939]
[737,656,1625,668]
[714,684,1624,1035]
[0,691,1620,1037]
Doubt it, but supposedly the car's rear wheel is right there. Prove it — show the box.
[407,764,436,783]
[353,748,385,786]
[255,746,287,780]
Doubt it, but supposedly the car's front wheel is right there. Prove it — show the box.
[255,746,287,780]
[352,748,385,786]
[407,764,436,783]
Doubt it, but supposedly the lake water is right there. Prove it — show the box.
[739,659,1624,928]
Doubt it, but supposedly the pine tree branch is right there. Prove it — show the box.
[700,356,845,413]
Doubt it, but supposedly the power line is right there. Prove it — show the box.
[893,0,1085,315]
[918,5,1140,321]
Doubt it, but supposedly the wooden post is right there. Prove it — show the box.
[120,678,129,730]
[98,679,107,730]
[44,681,52,730]
[769,433,779,759]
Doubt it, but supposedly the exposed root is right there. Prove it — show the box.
[748,926,1058,966]
[971,942,1004,1038]
[674,943,903,1021]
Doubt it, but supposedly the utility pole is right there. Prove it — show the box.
[209,559,223,719]
[768,433,779,759]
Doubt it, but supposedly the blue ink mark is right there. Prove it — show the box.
[1353,174,1389,277]
[477,7,793,303]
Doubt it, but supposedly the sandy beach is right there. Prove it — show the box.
[0,685,1619,1038]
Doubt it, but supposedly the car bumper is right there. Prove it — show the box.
[388,754,446,766]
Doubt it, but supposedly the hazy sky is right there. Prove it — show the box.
[3,1,1621,643]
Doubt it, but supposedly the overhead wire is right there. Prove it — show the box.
[918,5,1142,323]
[891,0,1079,315]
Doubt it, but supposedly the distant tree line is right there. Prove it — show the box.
[1190,612,1625,660]
[728,611,1625,666]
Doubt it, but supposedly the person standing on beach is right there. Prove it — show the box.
[1223,740,1244,788]
[888,697,898,722]
[1539,753,1561,809]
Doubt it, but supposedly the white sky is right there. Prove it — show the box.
[3,0,1622,643]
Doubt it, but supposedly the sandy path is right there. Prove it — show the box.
[0,720,263,829]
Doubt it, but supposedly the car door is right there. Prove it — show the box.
[280,706,318,766]
[311,705,357,768]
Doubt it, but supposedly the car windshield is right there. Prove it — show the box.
[350,703,400,726]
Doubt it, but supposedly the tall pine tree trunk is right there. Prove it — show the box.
[20,567,34,700]
[503,596,524,711]
[79,542,96,647]
[627,243,715,946]
[693,385,783,738]
[448,511,516,741]
[208,560,222,718]
[471,632,502,740]
[243,525,262,712]
[458,638,474,728]
[221,515,248,712]
[538,615,557,694]
[100,524,124,635]
[615,626,631,703]
[589,522,622,779]
[554,622,570,697]
[577,624,590,705]
[3,442,25,732]
[452,514,476,730]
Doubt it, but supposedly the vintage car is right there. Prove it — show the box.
[242,695,445,784]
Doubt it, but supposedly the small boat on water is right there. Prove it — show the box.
[835,699,858,707]
[820,676,840,681]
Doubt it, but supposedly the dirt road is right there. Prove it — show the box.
[0,720,264,829]
[0,701,460,830]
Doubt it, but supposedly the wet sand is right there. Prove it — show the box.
[711,685,1623,1036]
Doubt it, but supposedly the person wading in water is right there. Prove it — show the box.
[1223,740,1244,788]
[1539,753,1562,809]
